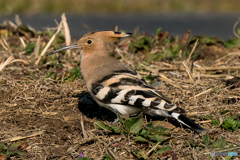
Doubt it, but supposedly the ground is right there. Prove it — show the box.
[0,18,240,160]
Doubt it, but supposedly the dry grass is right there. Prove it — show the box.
[0,16,240,159]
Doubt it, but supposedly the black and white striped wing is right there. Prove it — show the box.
[91,71,205,133]
[91,71,185,116]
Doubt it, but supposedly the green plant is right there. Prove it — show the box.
[25,42,36,55]
[224,38,240,49]
[212,116,240,131]
[0,141,29,158]
[129,36,154,53]
[64,66,82,81]
[221,116,240,131]
[94,114,172,159]
[101,154,114,160]
[203,135,228,149]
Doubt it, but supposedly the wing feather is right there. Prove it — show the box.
[91,71,185,114]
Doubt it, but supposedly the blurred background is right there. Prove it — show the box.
[1,0,240,14]
[0,0,240,39]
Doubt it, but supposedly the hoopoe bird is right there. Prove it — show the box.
[48,31,205,133]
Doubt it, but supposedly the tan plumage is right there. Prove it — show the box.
[48,31,205,133]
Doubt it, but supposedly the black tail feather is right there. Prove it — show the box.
[171,112,206,133]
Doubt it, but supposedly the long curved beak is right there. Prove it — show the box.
[47,43,80,56]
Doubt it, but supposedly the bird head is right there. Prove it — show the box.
[47,31,131,56]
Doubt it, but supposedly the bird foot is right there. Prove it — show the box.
[111,118,119,125]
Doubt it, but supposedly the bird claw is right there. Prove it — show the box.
[111,118,119,125]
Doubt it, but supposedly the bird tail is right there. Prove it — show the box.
[170,112,206,133]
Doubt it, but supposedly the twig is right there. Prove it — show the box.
[182,60,194,84]
[15,14,22,26]
[215,52,240,62]
[216,112,223,127]
[140,63,184,89]
[0,39,8,50]
[19,37,26,48]
[193,74,233,79]
[80,114,88,139]
[34,35,41,59]
[193,63,205,72]
[194,88,214,98]
[187,38,199,62]
[203,146,240,154]
[192,147,197,160]
[8,20,17,29]
[75,137,100,145]
[35,21,63,65]
[114,25,118,32]
[198,120,212,124]
[178,50,182,58]
[1,130,44,142]
[0,55,28,72]
[61,13,72,57]
[99,139,118,160]
[146,141,160,156]
[186,111,211,116]
[233,16,240,39]
[2,37,11,51]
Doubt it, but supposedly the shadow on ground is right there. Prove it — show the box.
[75,91,117,122]
[75,91,195,132]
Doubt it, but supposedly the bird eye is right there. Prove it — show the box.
[87,40,92,44]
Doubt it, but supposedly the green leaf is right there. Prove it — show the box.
[210,136,227,149]
[148,135,166,143]
[5,150,17,157]
[101,154,114,160]
[203,135,211,146]
[139,129,149,137]
[224,156,233,160]
[237,28,240,35]
[19,25,34,33]
[17,150,30,156]
[8,142,21,151]
[25,43,36,55]
[111,126,122,133]
[147,125,170,136]
[224,38,240,49]
[157,146,171,155]
[146,122,153,128]
[156,27,162,35]
[134,136,148,142]
[0,142,8,150]
[125,113,143,135]
[144,73,153,80]
[221,116,240,131]
[117,114,125,126]
[129,36,153,53]
[220,110,229,115]
[131,149,148,160]
[70,66,82,79]
[129,114,144,134]
[212,119,220,126]
[94,121,121,133]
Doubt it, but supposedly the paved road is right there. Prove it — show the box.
[0,13,239,40]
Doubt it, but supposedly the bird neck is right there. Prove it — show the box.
[80,53,117,87]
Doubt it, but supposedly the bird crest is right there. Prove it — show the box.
[47,31,131,56]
